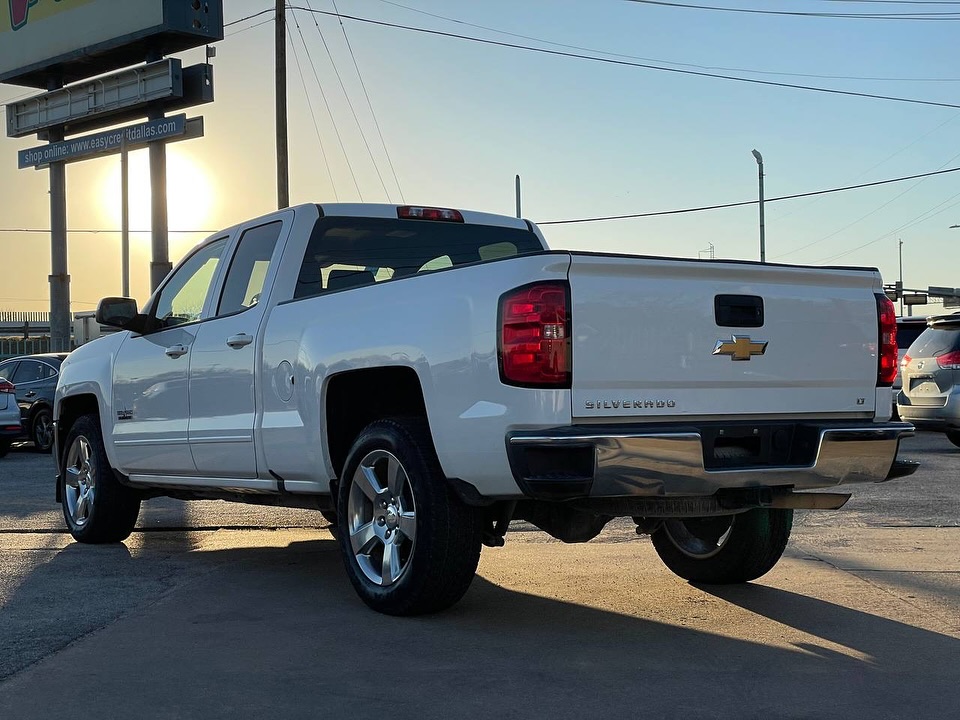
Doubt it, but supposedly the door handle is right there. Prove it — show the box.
[24,391,36,398]
[226,333,254,349]
[165,344,188,358]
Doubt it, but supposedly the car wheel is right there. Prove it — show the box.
[651,508,793,584]
[0,440,9,458]
[336,417,483,616]
[31,407,54,453]
[945,431,960,449]
[61,414,141,544]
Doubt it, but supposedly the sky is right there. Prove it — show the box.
[2,0,960,313]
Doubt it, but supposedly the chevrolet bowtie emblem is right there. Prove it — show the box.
[713,335,768,361]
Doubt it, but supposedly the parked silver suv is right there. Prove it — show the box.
[897,314,960,446]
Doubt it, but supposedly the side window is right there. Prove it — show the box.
[0,361,16,381]
[12,361,44,384]
[154,238,228,328]
[217,222,283,316]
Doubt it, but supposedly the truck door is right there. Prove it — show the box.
[187,219,287,478]
[112,237,229,475]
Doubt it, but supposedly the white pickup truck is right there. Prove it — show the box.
[54,203,917,615]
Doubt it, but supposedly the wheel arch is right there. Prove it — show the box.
[56,393,103,499]
[324,366,429,480]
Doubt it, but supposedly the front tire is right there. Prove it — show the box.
[945,430,960,448]
[60,414,141,543]
[651,508,793,584]
[31,407,54,453]
[336,418,483,616]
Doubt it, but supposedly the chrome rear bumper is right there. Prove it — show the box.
[507,422,917,501]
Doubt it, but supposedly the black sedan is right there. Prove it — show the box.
[0,353,69,453]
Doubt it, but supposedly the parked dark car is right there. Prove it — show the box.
[0,353,69,452]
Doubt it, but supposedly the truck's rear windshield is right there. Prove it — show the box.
[293,216,543,299]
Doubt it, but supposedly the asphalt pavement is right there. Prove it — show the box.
[0,432,958,719]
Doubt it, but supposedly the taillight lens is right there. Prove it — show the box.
[499,282,571,388]
[936,351,960,369]
[877,293,897,386]
[0,380,14,394]
[397,206,464,223]
[902,354,911,368]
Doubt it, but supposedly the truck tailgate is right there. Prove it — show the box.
[568,254,882,420]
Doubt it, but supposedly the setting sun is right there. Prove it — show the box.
[101,148,216,233]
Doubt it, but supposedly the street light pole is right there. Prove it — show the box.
[751,149,765,263]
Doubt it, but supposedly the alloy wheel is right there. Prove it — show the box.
[346,449,417,587]
[64,435,96,527]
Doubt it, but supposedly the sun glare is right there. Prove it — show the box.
[100,148,216,233]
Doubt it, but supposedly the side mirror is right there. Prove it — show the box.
[96,297,145,331]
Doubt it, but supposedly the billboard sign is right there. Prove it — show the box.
[0,0,223,88]
[17,114,204,168]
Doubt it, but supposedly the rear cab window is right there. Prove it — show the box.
[293,216,543,300]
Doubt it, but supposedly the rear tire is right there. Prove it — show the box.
[651,508,793,584]
[0,440,9,458]
[336,418,483,615]
[31,407,54,453]
[945,430,960,448]
[60,414,141,543]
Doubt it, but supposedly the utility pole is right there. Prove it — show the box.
[899,238,904,316]
[276,0,289,209]
[751,149,765,263]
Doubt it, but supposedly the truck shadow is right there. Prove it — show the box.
[3,536,959,718]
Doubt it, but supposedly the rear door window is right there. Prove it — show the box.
[12,360,44,384]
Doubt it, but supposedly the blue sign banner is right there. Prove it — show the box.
[18,114,187,169]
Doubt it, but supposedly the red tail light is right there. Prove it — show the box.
[0,380,14,394]
[902,354,911,367]
[936,351,960,369]
[499,282,571,388]
[877,293,897,386]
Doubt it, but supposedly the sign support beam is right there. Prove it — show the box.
[148,108,171,292]
[47,124,71,353]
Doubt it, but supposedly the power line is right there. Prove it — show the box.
[329,0,405,201]
[774,145,960,259]
[537,165,960,225]
[0,229,214,234]
[287,8,960,110]
[295,6,393,201]
[3,166,960,233]
[224,8,276,28]
[622,0,960,19]
[288,10,365,199]
[816,190,960,263]
[287,22,340,200]
[375,0,960,83]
